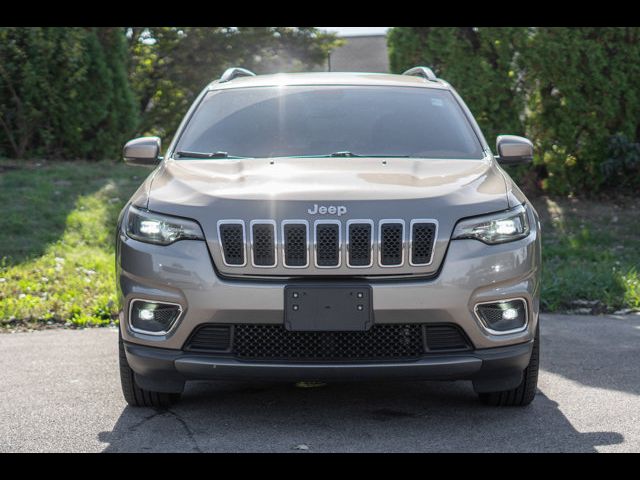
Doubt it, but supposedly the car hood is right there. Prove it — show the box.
[138,156,510,278]
[145,156,508,209]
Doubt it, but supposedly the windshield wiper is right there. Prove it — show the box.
[175,150,248,159]
[330,151,359,157]
[176,150,411,159]
[288,151,410,158]
[330,151,411,158]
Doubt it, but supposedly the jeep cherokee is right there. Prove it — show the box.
[117,66,541,407]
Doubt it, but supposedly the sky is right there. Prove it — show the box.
[318,27,390,37]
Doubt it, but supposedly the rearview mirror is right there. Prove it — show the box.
[496,135,533,165]
[123,136,161,166]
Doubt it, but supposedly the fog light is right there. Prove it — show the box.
[475,299,527,334]
[138,308,155,321]
[129,300,182,335]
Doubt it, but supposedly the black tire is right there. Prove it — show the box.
[119,334,181,408]
[478,325,540,407]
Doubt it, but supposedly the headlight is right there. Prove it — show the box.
[125,205,204,245]
[452,204,530,245]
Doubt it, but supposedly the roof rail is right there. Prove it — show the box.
[219,67,256,83]
[402,66,438,82]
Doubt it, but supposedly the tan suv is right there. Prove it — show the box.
[117,66,541,407]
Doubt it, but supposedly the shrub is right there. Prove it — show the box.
[522,27,640,195]
[600,134,640,190]
[0,27,138,160]
[388,27,528,146]
[388,27,640,196]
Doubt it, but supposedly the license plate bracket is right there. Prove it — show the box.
[284,285,372,331]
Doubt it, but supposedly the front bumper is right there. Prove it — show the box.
[124,339,534,393]
[117,226,541,351]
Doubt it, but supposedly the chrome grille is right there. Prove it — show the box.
[216,218,437,272]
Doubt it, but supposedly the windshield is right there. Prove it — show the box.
[174,85,484,159]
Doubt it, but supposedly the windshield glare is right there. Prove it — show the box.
[175,85,484,159]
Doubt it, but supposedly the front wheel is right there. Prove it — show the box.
[119,333,182,408]
[478,325,540,407]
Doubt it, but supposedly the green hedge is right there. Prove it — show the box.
[388,27,640,195]
[0,27,138,160]
[128,27,339,144]
[0,27,337,161]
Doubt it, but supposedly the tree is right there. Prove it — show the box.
[126,27,340,141]
[521,27,640,193]
[388,27,640,195]
[0,27,339,160]
[388,27,528,144]
[0,27,138,160]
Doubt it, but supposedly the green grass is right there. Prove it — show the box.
[532,196,640,312]
[0,161,149,329]
[0,161,639,330]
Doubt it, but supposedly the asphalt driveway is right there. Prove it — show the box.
[1,313,638,452]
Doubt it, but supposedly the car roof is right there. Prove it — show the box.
[207,72,450,91]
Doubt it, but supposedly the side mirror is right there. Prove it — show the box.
[123,136,161,166]
[496,135,533,165]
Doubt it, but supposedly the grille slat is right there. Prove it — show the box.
[283,223,308,267]
[185,325,232,352]
[380,222,404,266]
[251,223,276,267]
[348,223,372,267]
[411,222,437,265]
[315,223,340,267]
[424,324,471,351]
[219,223,245,266]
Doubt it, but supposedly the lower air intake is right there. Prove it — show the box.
[184,325,232,352]
[424,324,471,351]
[234,324,424,361]
[183,323,472,361]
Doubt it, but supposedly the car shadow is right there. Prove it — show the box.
[98,378,623,452]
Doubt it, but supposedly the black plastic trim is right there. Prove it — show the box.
[124,338,533,383]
